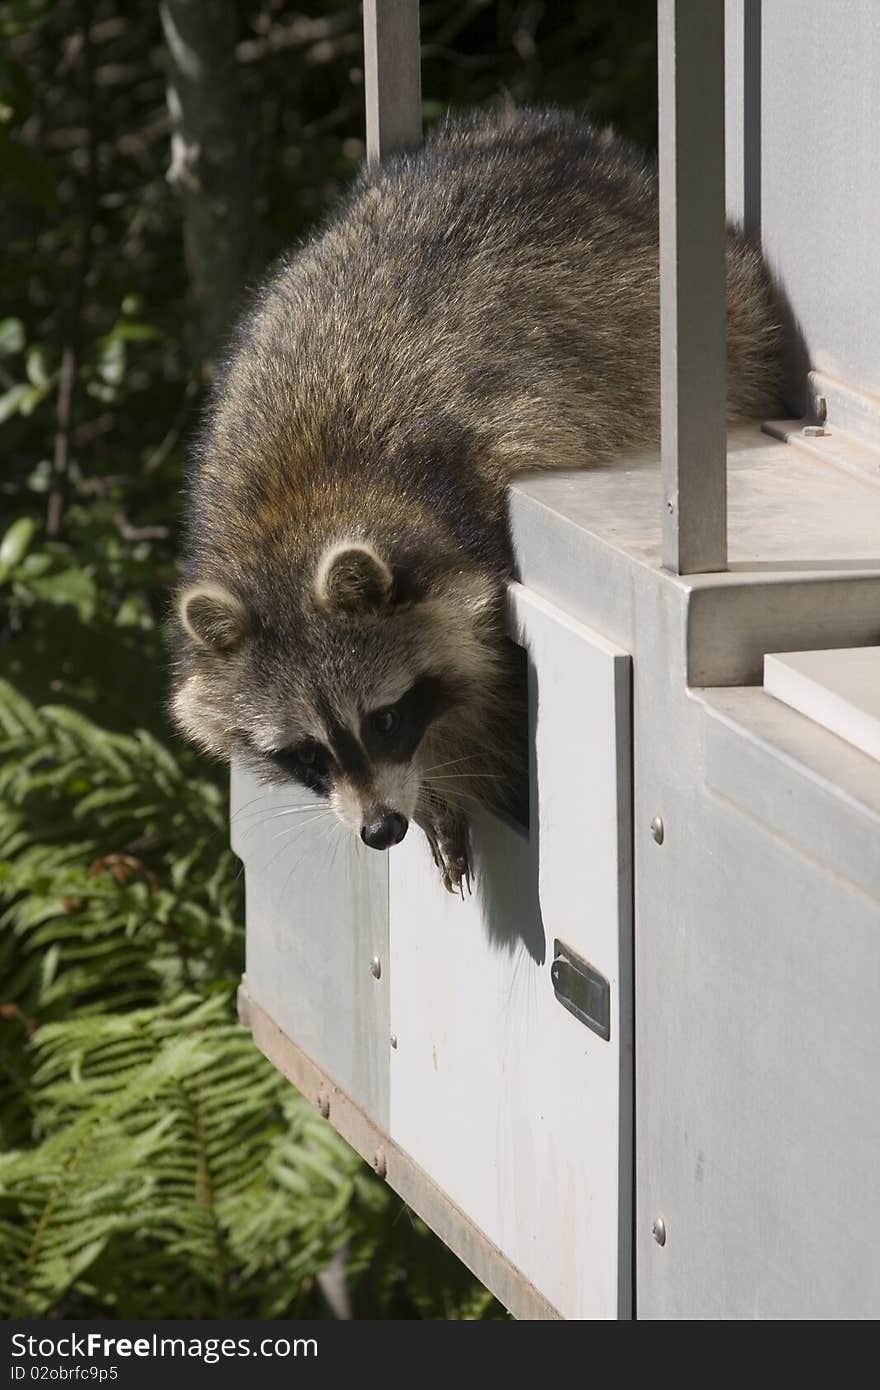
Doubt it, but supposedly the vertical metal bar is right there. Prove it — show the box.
[658,0,728,575]
[741,0,762,239]
[725,0,762,236]
[363,0,422,165]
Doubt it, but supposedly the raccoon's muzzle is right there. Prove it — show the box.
[360,809,409,850]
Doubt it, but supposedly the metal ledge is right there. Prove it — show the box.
[698,684,880,903]
[510,424,880,689]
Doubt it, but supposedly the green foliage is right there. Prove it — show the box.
[0,681,503,1318]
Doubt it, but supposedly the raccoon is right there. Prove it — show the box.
[170,107,781,892]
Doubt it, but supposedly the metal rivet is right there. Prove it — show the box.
[370,955,381,979]
[650,815,664,845]
[390,1034,398,1049]
[316,1090,330,1119]
[372,1148,387,1179]
[652,1216,667,1246]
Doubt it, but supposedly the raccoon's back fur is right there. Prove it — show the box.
[172,108,781,890]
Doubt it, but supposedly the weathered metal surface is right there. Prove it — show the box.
[506,432,880,1317]
[237,981,562,1321]
[658,0,728,574]
[702,685,880,903]
[231,763,390,1125]
[509,426,880,689]
[724,0,762,239]
[363,0,422,164]
[388,585,633,1320]
[764,646,880,762]
[804,373,880,453]
[636,684,880,1318]
[726,0,880,415]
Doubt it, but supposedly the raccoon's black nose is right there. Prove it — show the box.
[361,811,408,850]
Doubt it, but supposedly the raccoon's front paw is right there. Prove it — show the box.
[420,814,472,897]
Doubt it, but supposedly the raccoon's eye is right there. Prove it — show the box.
[370,707,400,737]
[295,742,321,766]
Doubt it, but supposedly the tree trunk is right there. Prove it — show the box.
[159,0,254,365]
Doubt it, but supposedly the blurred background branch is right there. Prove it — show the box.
[47,0,98,538]
[158,0,255,362]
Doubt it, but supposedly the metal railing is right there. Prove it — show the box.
[362,0,730,576]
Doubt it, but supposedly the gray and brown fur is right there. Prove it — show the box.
[171,107,781,890]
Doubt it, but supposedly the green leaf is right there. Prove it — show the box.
[21,567,96,620]
[0,382,32,423]
[0,516,35,570]
[25,345,50,389]
[0,0,53,38]
[0,317,24,355]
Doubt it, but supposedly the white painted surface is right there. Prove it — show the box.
[764,647,880,763]
[388,585,632,1319]
[231,763,390,1123]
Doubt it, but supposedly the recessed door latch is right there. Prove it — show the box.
[551,939,611,1041]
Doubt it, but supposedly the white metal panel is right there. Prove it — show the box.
[388,585,632,1319]
[231,763,390,1123]
[726,0,880,408]
[764,647,880,763]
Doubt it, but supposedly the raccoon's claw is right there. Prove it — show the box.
[420,815,472,896]
[441,847,472,897]
[437,831,472,896]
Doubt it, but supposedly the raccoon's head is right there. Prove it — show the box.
[171,539,503,848]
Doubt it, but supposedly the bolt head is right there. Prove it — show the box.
[650,815,664,845]
[370,955,381,979]
[652,1216,667,1246]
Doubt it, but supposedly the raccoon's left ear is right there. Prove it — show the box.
[178,583,249,652]
[314,541,393,613]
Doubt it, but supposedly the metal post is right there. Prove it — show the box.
[725,0,762,238]
[658,0,728,575]
[363,0,422,165]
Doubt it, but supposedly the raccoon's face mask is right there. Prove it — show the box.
[172,540,500,849]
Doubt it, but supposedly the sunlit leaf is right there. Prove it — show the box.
[0,516,35,570]
[0,317,24,355]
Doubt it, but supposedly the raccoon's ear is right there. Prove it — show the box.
[178,583,249,652]
[314,541,393,613]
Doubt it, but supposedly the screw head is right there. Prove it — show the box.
[652,1216,667,1246]
[370,955,381,979]
[372,1147,387,1180]
[814,394,828,424]
[650,815,664,845]
[316,1089,330,1119]
[390,1034,398,1049]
